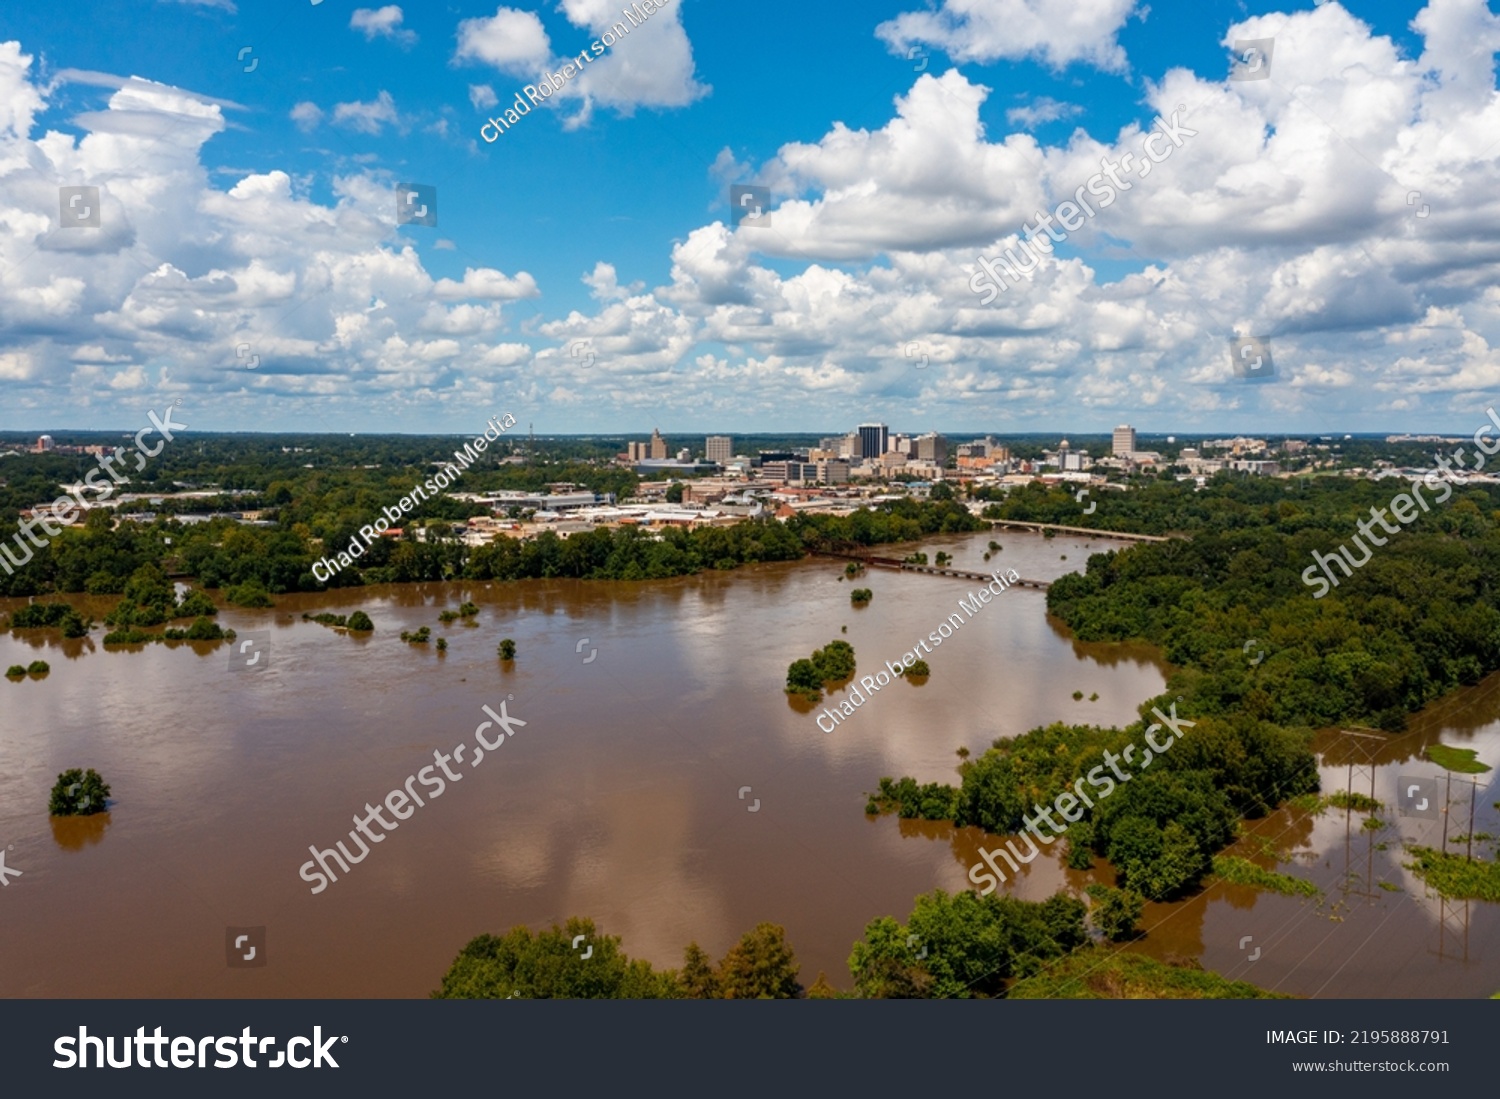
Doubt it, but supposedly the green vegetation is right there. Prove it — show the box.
[934,551,952,566]
[305,612,350,628]
[436,638,448,652]
[1007,948,1289,999]
[26,660,49,675]
[1017,476,1500,731]
[498,638,516,660]
[7,601,92,637]
[9,602,76,629]
[843,562,864,578]
[163,617,229,642]
[176,589,217,618]
[437,886,1271,999]
[850,587,873,605]
[1404,847,1500,902]
[1085,884,1144,941]
[433,918,805,1000]
[902,658,930,679]
[103,563,177,628]
[49,767,110,816]
[1211,855,1321,897]
[785,640,857,702]
[681,924,804,999]
[400,627,432,644]
[431,918,679,999]
[1071,690,1084,700]
[848,889,1086,998]
[871,716,1316,900]
[869,471,1500,903]
[903,552,929,565]
[5,665,24,678]
[105,618,232,645]
[303,609,376,631]
[1425,744,1491,774]
[0,437,980,600]
[224,580,274,607]
[1327,791,1383,812]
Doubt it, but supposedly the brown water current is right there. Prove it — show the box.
[1,529,1496,997]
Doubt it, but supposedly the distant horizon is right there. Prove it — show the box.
[0,426,1464,441]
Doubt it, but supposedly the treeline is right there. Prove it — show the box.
[873,474,1500,900]
[434,887,1270,999]
[1044,479,1500,730]
[0,498,978,597]
[871,715,1317,900]
[980,470,1499,542]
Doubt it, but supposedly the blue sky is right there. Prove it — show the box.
[0,0,1495,435]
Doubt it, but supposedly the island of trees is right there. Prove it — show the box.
[785,640,856,702]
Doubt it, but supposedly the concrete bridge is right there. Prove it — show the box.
[816,551,1050,590]
[986,520,1170,543]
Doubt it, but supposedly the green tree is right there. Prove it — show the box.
[678,943,721,999]
[346,611,374,631]
[224,580,274,608]
[1085,884,1145,941]
[499,638,517,660]
[716,922,803,999]
[49,768,110,816]
[786,658,823,694]
[850,890,1087,999]
[175,589,218,618]
[431,918,679,999]
[183,616,225,641]
[665,482,685,503]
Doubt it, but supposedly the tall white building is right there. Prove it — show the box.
[1113,425,1136,456]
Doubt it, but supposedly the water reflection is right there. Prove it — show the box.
[50,813,112,850]
[10,530,1492,997]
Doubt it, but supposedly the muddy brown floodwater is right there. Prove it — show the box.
[0,529,1495,997]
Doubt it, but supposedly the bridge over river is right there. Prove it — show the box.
[814,551,1051,590]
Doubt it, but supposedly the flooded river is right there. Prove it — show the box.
[1,529,1495,997]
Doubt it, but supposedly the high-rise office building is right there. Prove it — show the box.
[1113,425,1136,457]
[858,423,889,460]
[706,436,733,464]
[649,428,668,460]
[916,432,948,464]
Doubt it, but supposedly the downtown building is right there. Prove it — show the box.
[705,435,733,465]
